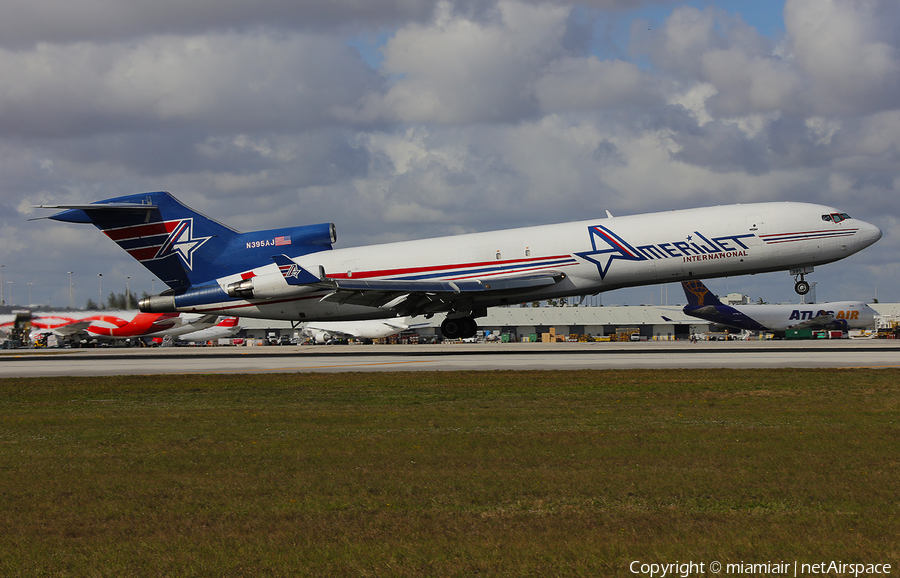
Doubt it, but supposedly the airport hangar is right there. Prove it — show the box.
[237,298,900,342]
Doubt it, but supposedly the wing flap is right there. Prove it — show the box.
[328,272,564,293]
[319,271,566,314]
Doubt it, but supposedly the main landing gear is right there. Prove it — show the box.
[441,316,478,340]
[791,266,814,295]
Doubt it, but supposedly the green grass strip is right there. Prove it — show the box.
[1,369,898,576]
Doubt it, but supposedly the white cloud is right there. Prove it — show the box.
[354,0,571,123]
[3,0,900,306]
[785,0,900,114]
[0,32,378,136]
[534,56,664,111]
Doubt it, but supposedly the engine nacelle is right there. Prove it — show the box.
[225,272,315,300]
[139,293,177,313]
[313,331,333,344]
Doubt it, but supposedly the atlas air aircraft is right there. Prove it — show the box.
[36,191,882,339]
[681,280,877,334]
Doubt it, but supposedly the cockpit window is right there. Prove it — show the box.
[822,213,851,223]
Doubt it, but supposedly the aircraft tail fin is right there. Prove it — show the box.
[40,192,336,292]
[681,280,723,307]
[43,192,238,291]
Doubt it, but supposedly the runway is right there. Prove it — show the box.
[3,340,900,377]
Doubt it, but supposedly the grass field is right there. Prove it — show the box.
[0,369,898,577]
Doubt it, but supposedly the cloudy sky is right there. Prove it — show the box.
[3,0,899,308]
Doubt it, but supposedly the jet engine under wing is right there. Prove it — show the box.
[787,313,842,331]
[319,272,567,316]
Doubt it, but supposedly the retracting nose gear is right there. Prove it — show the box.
[791,266,814,295]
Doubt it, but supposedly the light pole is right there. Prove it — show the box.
[98,273,103,308]
[126,277,131,309]
[6,282,11,306]
[1,264,4,305]
[67,271,74,309]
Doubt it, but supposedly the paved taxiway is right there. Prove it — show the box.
[2,340,900,377]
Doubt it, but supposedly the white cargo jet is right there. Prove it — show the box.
[681,280,877,334]
[300,317,428,343]
[177,317,241,342]
[36,192,881,339]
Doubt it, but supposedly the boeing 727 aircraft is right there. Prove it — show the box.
[681,280,877,334]
[36,191,882,339]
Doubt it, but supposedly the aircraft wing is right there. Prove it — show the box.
[319,272,567,316]
[788,314,840,330]
[48,320,93,337]
[302,325,357,340]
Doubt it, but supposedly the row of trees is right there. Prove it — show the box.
[85,291,150,310]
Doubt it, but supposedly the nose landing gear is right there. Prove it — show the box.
[791,266,814,295]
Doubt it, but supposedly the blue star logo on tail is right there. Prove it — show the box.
[155,219,212,270]
[575,225,646,279]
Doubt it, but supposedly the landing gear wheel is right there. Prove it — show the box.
[441,316,477,339]
[794,280,810,295]
[461,319,478,339]
[441,318,463,339]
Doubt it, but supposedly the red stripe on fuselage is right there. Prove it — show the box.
[593,227,636,257]
[759,228,858,239]
[326,255,574,280]
[759,229,858,244]
[450,263,577,280]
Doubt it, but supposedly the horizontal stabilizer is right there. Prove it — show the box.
[37,201,159,211]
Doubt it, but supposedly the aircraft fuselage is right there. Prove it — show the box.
[173,202,881,322]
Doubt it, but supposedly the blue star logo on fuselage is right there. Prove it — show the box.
[575,225,647,280]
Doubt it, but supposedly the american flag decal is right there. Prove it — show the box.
[275,235,290,246]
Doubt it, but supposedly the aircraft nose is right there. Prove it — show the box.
[857,219,883,249]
